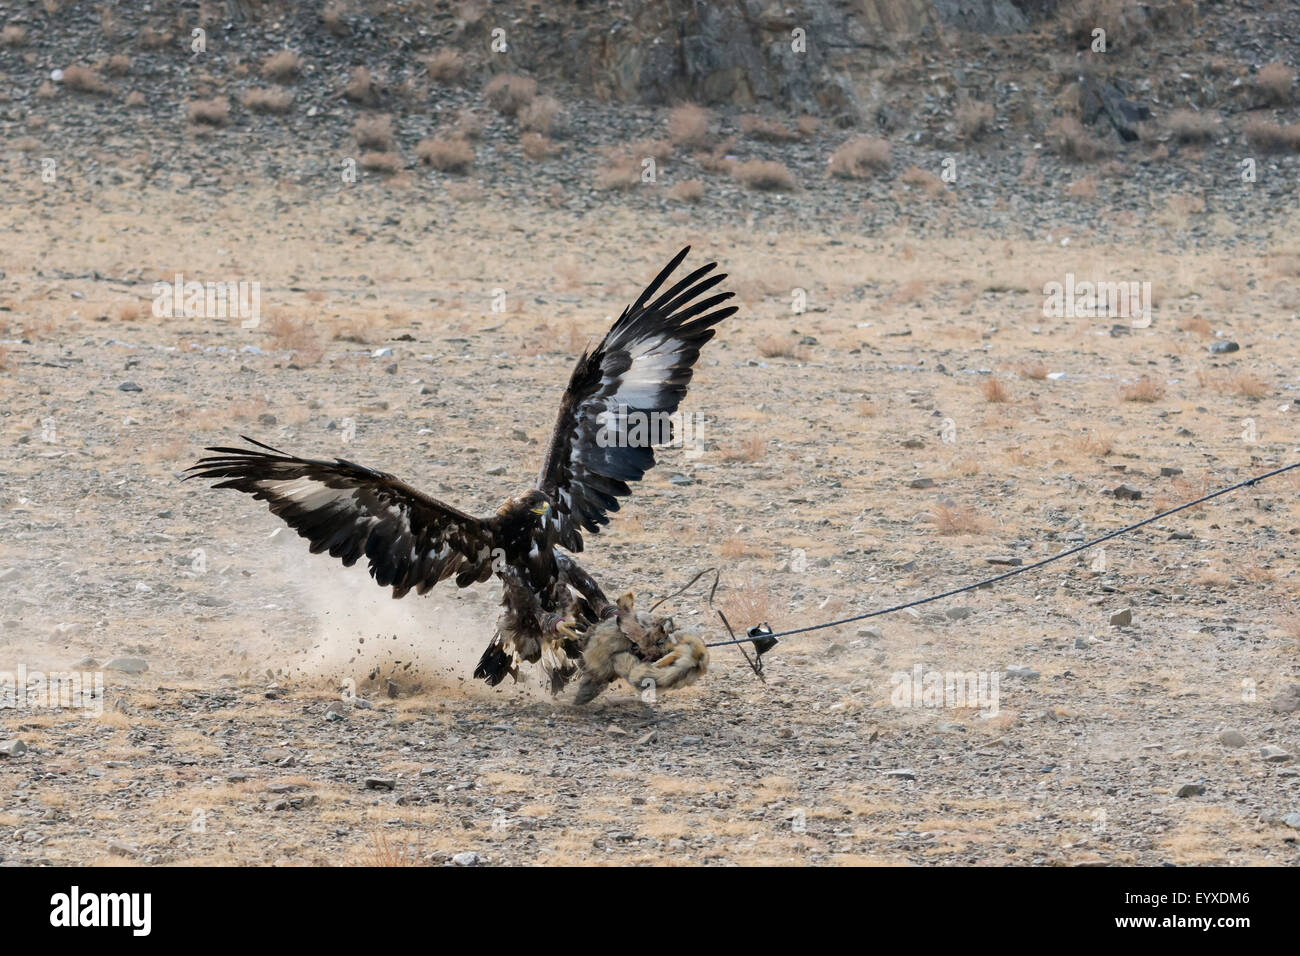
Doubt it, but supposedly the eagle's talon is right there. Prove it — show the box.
[555,619,581,642]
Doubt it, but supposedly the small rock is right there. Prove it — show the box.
[103,657,148,674]
[944,606,973,621]
[909,477,935,489]
[107,840,141,858]
[117,381,142,392]
[1269,685,1300,714]
[1217,730,1247,748]
[0,740,28,757]
[1160,467,1183,477]
[363,777,396,791]
[451,851,480,866]
[1280,813,1300,830]
[1112,484,1142,500]
[985,556,1023,566]
[1260,745,1292,763]
[1208,340,1239,354]
[883,769,916,780]
[1109,608,1132,627]
[1174,782,1205,798]
[1004,665,1040,680]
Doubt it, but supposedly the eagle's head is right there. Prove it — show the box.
[509,489,554,523]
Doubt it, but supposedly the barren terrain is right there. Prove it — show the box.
[1,0,1299,866]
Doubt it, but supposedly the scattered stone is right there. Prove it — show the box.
[1208,340,1239,354]
[944,606,973,620]
[364,777,396,791]
[107,840,141,858]
[1269,685,1300,714]
[1174,782,1205,798]
[1112,484,1142,500]
[1004,665,1040,680]
[451,851,480,866]
[1160,467,1183,477]
[1260,745,1292,763]
[1217,730,1247,748]
[117,381,142,392]
[883,769,916,780]
[669,473,694,485]
[856,627,883,640]
[985,556,1023,566]
[325,701,349,721]
[1109,608,1132,627]
[103,657,148,674]
[909,477,935,489]
[0,740,28,757]
[1281,813,1300,830]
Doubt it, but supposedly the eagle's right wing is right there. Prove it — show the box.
[186,437,495,598]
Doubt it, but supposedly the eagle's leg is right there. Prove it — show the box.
[555,553,618,624]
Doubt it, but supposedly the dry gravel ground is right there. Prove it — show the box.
[2,182,1299,866]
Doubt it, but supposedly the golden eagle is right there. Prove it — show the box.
[186,247,735,691]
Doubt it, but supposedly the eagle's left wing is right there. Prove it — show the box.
[537,247,736,552]
[186,437,495,598]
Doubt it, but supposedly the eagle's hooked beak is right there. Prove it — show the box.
[530,501,551,516]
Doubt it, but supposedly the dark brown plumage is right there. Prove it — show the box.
[186,247,736,691]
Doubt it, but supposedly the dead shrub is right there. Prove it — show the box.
[416,136,473,172]
[827,136,890,178]
[2,25,26,46]
[1244,117,1300,153]
[321,3,349,36]
[1166,108,1218,144]
[667,104,712,148]
[595,158,640,191]
[240,87,293,113]
[186,97,230,126]
[261,50,302,82]
[360,151,401,173]
[956,99,993,140]
[344,66,378,105]
[1255,61,1294,106]
[930,503,984,535]
[62,65,109,94]
[105,54,131,76]
[667,179,705,202]
[899,164,943,197]
[426,48,464,83]
[484,73,536,116]
[352,113,393,150]
[519,94,561,134]
[1047,115,1104,161]
[982,378,1011,403]
[739,114,799,142]
[733,159,795,191]
[265,314,324,365]
[1119,376,1165,402]
[520,132,555,160]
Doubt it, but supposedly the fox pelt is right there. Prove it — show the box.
[573,592,709,705]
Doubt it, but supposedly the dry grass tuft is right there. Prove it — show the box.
[719,437,766,462]
[739,114,800,142]
[828,136,890,178]
[733,159,795,191]
[1166,109,1218,144]
[667,179,705,202]
[360,151,401,173]
[321,3,350,36]
[358,829,420,867]
[900,164,944,197]
[352,114,393,150]
[520,94,561,134]
[930,503,984,535]
[956,99,994,140]
[667,104,712,148]
[344,66,378,105]
[265,314,324,364]
[261,50,302,82]
[716,576,777,631]
[2,25,26,46]
[520,132,555,160]
[484,73,536,116]
[426,48,464,83]
[1178,315,1212,336]
[1018,362,1049,380]
[105,54,131,76]
[594,158,641,191]
[186,97,230,126]
[1047,116,1104,161]
[416,136,474,172]
[240,88,294,113]
[62,65,110,94]
[982,378,1011,403]
[756,335,808,360]
[1244,117,1300,153]
[1255,61,1294,106]
[1119,376,1165,402]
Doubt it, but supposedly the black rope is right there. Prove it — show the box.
[707,460,1300,650]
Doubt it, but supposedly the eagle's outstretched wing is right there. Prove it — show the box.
[537,246,736,552]
[186,437,495,598]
